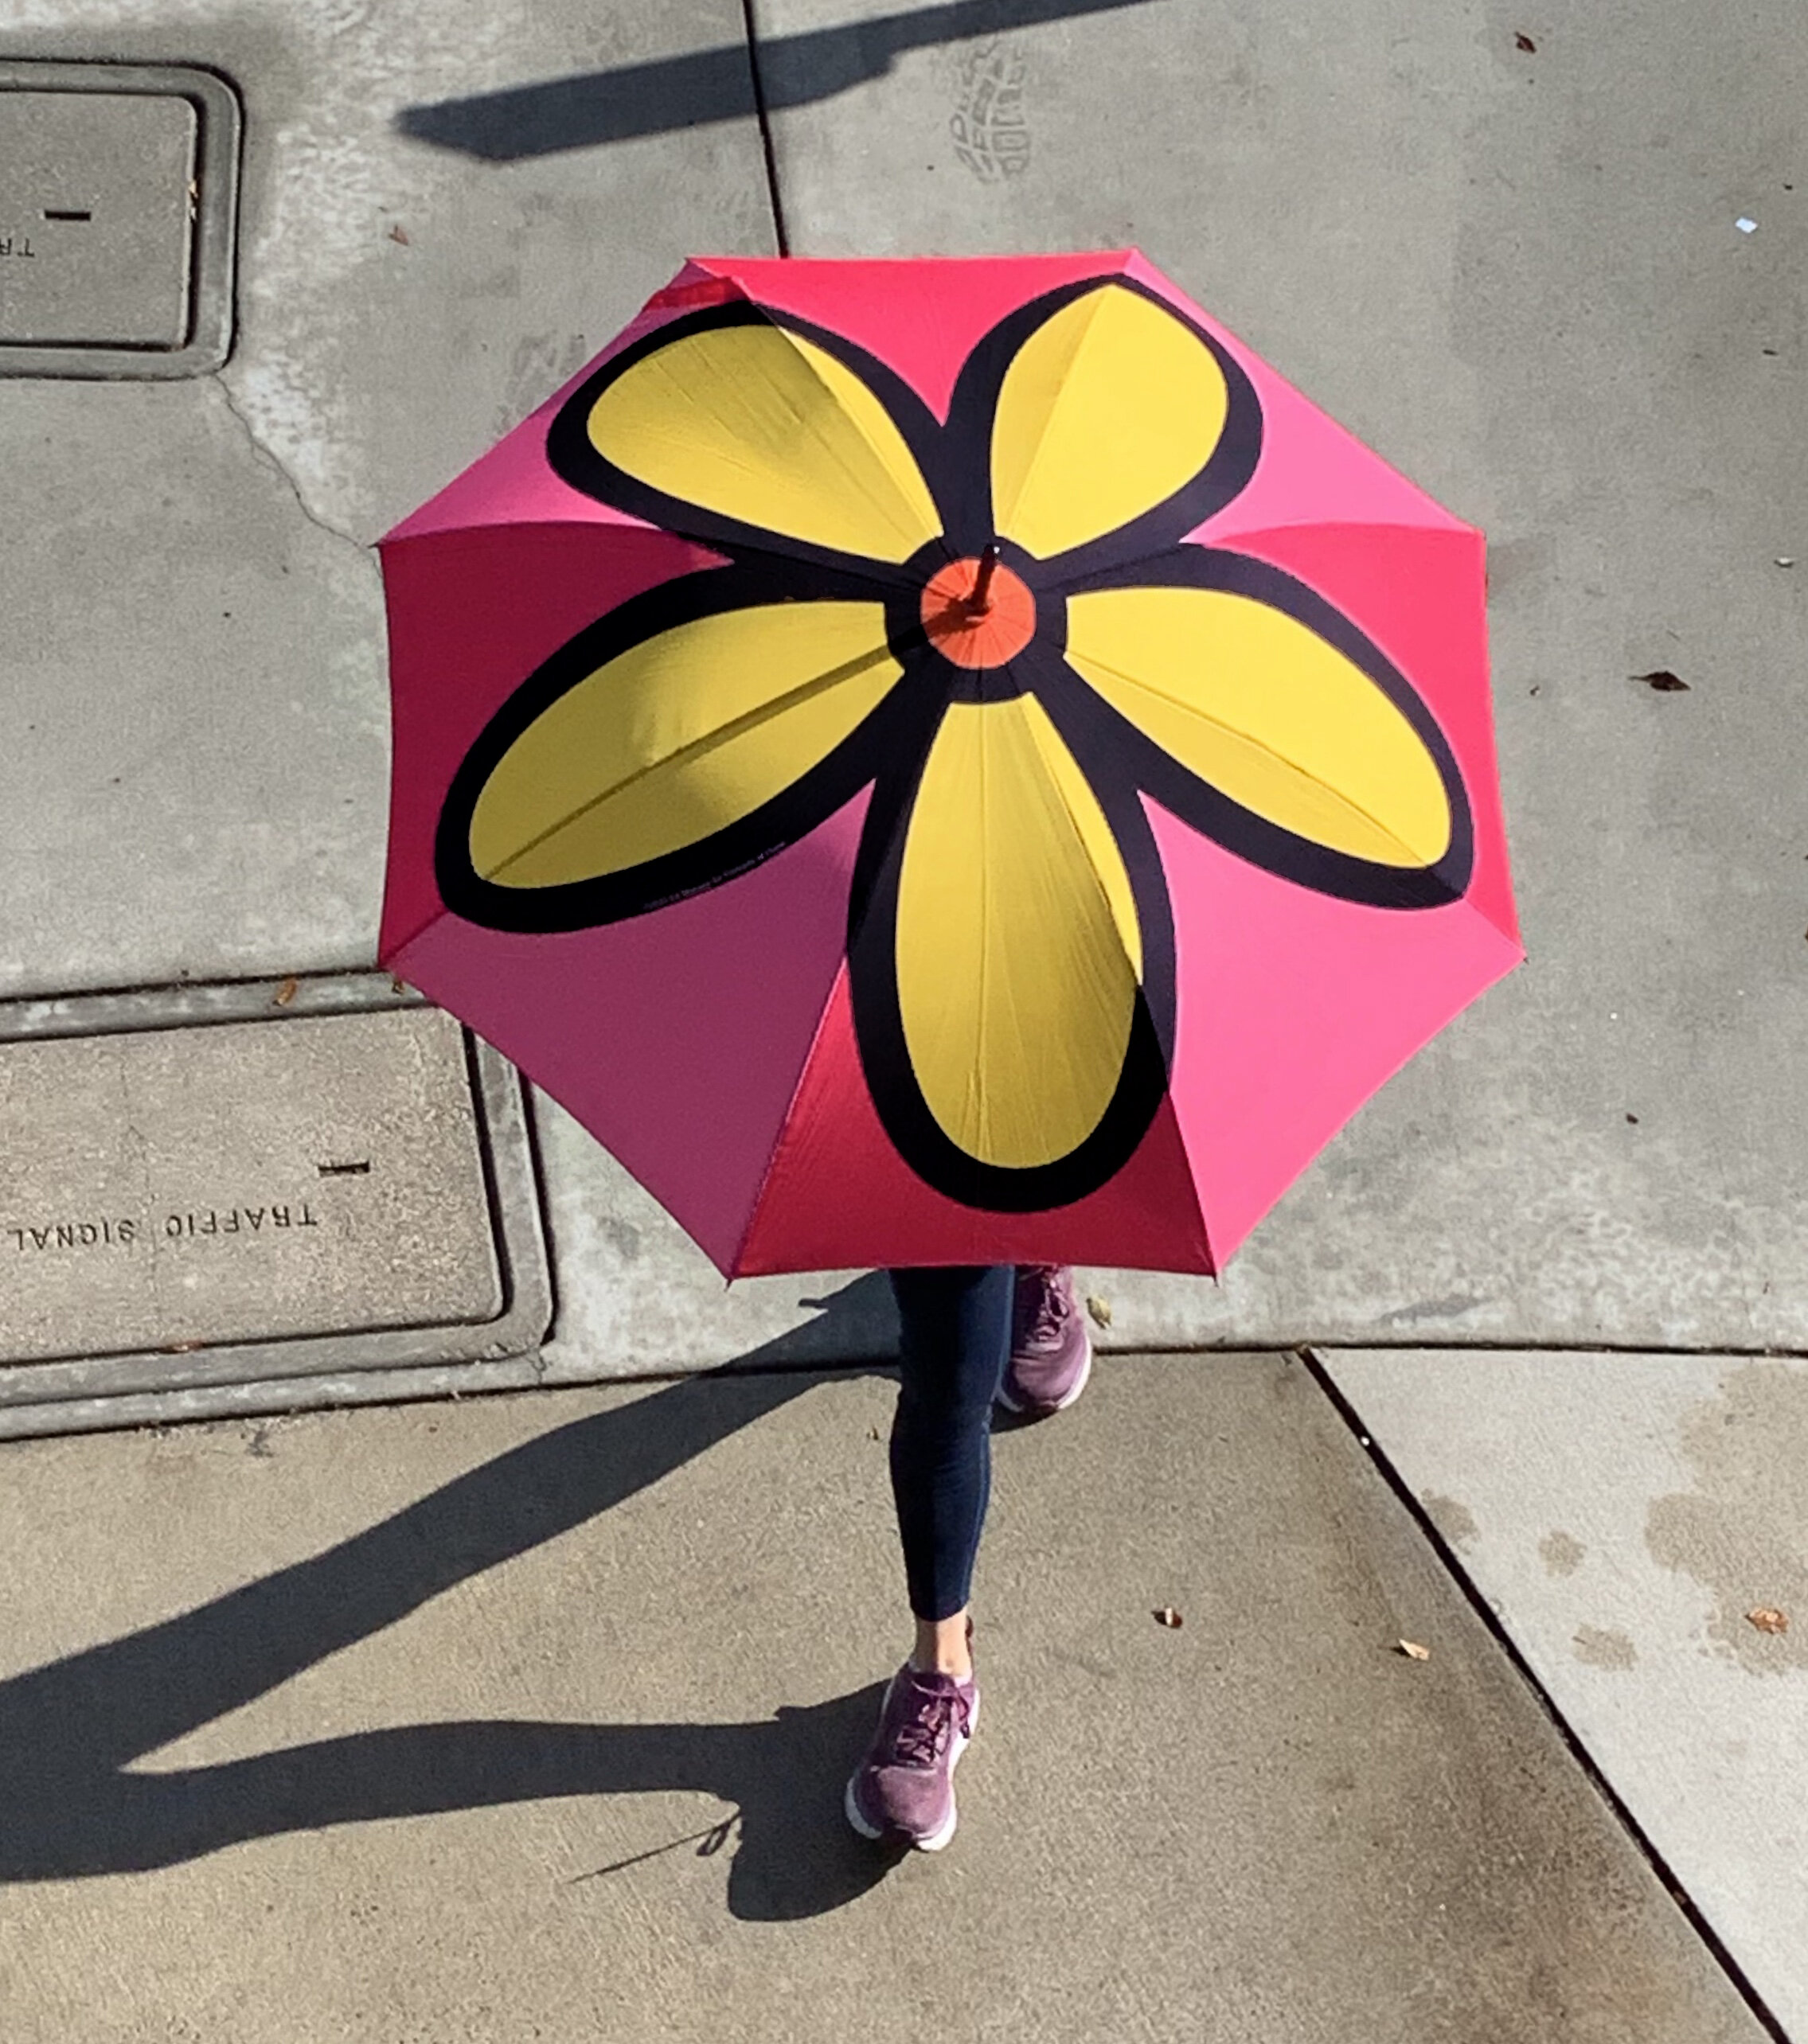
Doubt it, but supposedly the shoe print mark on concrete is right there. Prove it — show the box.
[950,40,1029,182]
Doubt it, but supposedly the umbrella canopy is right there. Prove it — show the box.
[379,252,1521,1277]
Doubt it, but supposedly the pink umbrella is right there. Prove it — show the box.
[378,252,1521,1276]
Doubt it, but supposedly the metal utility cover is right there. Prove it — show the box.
[0,978,552,1437]
[0,92,195,345]
[1,1005,500,1361]
[0,61,238,376]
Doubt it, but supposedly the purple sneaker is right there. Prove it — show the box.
[844,1654,979,1851]
[998,1265,1092,1417]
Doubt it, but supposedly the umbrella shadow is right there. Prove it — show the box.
[0,1274,917,1918]
[396,0,1162,160]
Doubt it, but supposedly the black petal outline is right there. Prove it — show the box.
[845,638,1177,1215]
[438,272,1474,1217]
[435,561,915,932]
[940,274,1263,570]
[1056,547,1474,909]
[542,274,1261,587]
[545,302,960,588]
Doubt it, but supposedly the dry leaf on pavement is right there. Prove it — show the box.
[1515,31,1537,52]
[1086,1293,1112,1328]
[1632,669,1689,692]
[1397,1639,1432,1661]
[1153,1606,1183,1629]
[1747,1607,1790,1635]
[389,224,411,245]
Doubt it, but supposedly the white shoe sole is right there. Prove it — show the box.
[995,1335,1092,1417]
[844,1687,978,1851]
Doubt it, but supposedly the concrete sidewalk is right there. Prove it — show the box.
[3,0,1806,2035]
[1326,1347,1808,2036]
[5,2,1805,1361]
[0,1356,1766,2042]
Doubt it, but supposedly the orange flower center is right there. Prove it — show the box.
[920,556,1037,669]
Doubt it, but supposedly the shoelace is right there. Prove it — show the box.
[1019,1266,1070,1346]
[892,1686,964,1769]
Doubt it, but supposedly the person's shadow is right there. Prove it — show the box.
[0,1275,926,1917]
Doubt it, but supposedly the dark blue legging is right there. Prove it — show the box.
[887,1266,1014,1621]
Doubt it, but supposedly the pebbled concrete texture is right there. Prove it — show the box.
[1325,1347,1808,2038]
[697,0,1808,1356]
[0,0,1802,1363]
[0,6,1795,2030]
[505,0,1808,1371]
[0,0,771,1002]
[0,1355,1768,2042]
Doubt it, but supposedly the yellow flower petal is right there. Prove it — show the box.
[1065,585,1451,867]
[469,601,899,888]
[895,696,1142,1170]
[990,284,1231,559]
[584,322,942,564]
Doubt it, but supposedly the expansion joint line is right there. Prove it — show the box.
[1296,1345,1790,2044]
[739,0,792,257]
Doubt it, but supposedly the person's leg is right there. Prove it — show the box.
[845,1263,1012,1848]
[886,1264,1014,1675]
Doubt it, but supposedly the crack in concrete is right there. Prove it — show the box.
[209,374,368,555]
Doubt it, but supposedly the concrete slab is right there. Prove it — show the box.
[1,0,1801,1415]
[1324,1346,1808,2038]
[0,1355,1766,2040]
[0,0,772,1001]
[676,0,1808,1353]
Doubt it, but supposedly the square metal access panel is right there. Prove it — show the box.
[0,976,553,1437]
[0,60,239,377]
